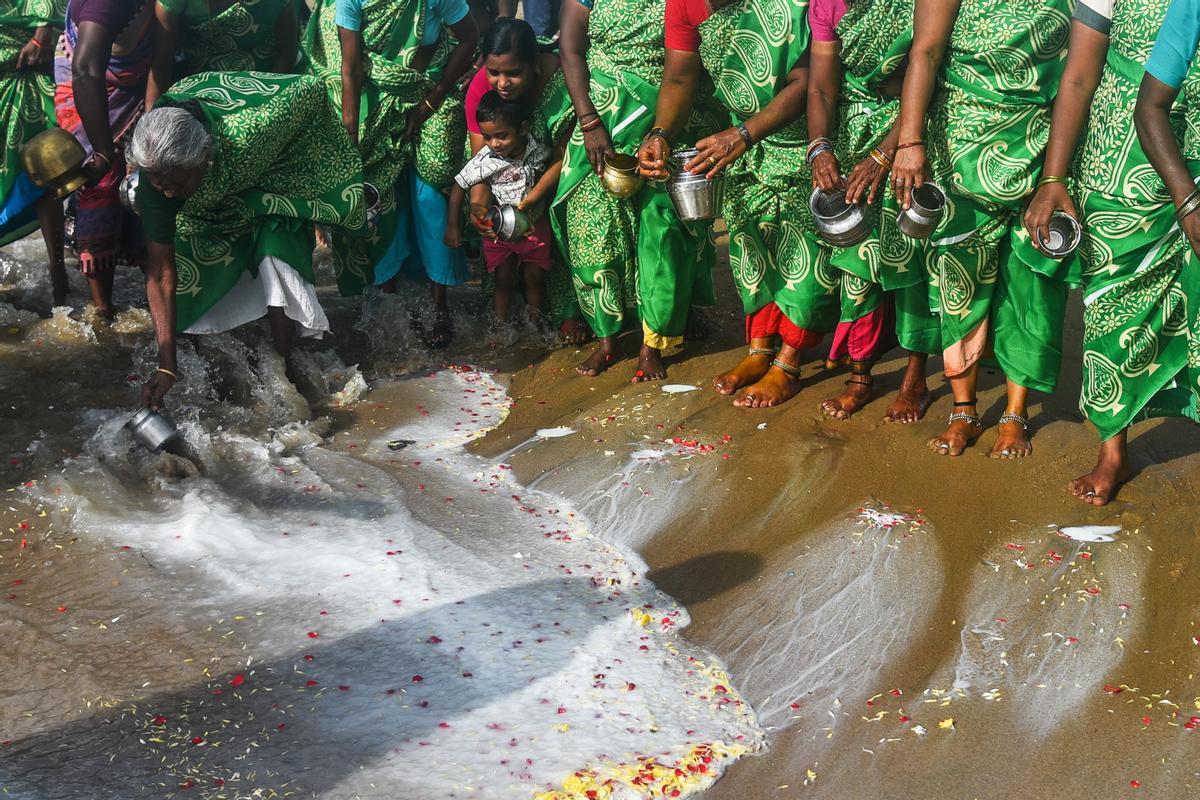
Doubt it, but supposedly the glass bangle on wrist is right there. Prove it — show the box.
[1175,189,1200,222]
[806,142,833,164]
[735,122,754,147]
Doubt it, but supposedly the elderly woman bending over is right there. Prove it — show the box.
[128,72,367,409]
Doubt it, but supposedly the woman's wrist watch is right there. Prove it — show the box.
[646,127,673,148]
[735,122,754,147]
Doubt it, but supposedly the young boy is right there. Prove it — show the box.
[445,91,563,327]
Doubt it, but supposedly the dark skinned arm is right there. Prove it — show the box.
[145,3,179,109]
[337,25,363,144]
[892,0,959,208]
[1137,74,1200,256]
[1023,21,1106,249]
[807,38,844,192]
[688,55,810,180]
[405,14,480,140]
[141,240,179,410]
[272,2,299,73]
[559,0,612,174]
[637,48,700,179]
[72,21,119,178]
[16,24,55,69]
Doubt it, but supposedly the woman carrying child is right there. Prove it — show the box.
[446,91,563,327]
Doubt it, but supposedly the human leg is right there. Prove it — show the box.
[37,193,67,306]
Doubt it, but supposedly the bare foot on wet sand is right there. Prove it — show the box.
[928,412,984,456]
[821,379,875,420]
[734,364,803,408]
[558,317,590,346]
[989,417,1032,459]
[1068,439,1133,506]
[577,338,617,377]
[884,378,931,423]
[712,351,773,395]
[631,345,666,383]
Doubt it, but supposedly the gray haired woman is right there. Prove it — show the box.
[127,72,367,410]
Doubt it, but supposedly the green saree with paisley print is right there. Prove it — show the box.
[550,0,718,348]
[924,0,1078,393]
[0,0,62,246]
[158,0,295,78]
[306,0,466,294]
[1074,0,1200,437]
[827,0,939,355]
[698,0,839,333]
[144,72,366,331]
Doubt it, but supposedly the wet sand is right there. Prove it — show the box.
[3,234,1200,797]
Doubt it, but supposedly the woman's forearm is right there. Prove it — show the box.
[743,63,808,143]
[897,0,959,142]
[652,50,701,139]
[72,23,118,161]
[1042,23,1108,179]
[558,3,597,118]
[1136,75,1194,205]
[337,28,363,134]
[432,17,480,99]
[807,42,841,143]
[144,243,178,371]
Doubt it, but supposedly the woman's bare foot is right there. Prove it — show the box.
[1068,435,1132,506]
[577,337,618,377]
[685,308,710,341]
[558,317,590,346]
[631,344,666,383]
[927,409,983,456]
[885,379,931,423]
[821,379,875,420]
[734,364,804,408]
[989,415,1032,459]
[424,310,454,349]
[713,351,773,395]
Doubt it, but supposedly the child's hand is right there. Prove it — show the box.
[469,204,497,240]
[443,224,462,249]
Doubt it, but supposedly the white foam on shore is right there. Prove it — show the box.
[535,426,578,439]
[1058,525,1121,542]
[18,367,761,799]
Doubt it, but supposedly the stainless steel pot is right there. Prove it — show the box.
[810,188,874,247]
[896,181,946,239]
[600,152,643,198]
[363,181,381,227]
[118,170,140,216]
[1039,211,1082,258]
[485,204,533,241]
[666,148,724,221]
[126,407,180,452]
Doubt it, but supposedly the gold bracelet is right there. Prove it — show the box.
[1037,175,1068,188]
[156,367,180,381]
[895,140,924,151]
[1175,189,1200,222]
[869,147,893,170]
[422,97,437,113]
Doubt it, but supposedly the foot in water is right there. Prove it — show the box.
[424,310,454,349]
[685,308,710,341]
[558,317,590,346]
[712,351,773,395]
[1068,435,1132,506]
[821,378,875,420]
[631,344,666,383]
[927,410,983,456]
[734,363,803,408]
[884,375,931,423]
[989,417,1032,459]
[577,337,618,377]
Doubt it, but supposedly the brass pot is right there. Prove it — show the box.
[21,128,88,199]
[600,153,643,198]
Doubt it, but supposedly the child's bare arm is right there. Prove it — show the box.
[519,157,564,210]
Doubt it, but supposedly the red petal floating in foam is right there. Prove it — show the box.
[304,655,314,661]
[191,737,204,745]
[307,632,319,638]
[1085,586,1102,596]
[438,722,451,729]
[1131,781,1141,788]
[412,675,424,683]
[229,674,245,687]
[1103,684,1123,694]
[306,680,318,687]
[153,715,167,726]
[338,685,350,691]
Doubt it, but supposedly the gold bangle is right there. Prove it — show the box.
[156,367,180,381]
[422,97,437,113]
[1175,189,1200,222]
[869,147,893,170]
[1037,175,1068,188]
[895,140,924,151]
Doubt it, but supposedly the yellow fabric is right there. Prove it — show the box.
[642,321,683,351]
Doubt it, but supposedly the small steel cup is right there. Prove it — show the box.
[362,181,382,227]
[118,171,140,216]
[1039,211,1082,258]
[810,188,874,247]
[896,181,947,239]
[666,148,724,221]
[484,204,533,241]
[126,408,180,453]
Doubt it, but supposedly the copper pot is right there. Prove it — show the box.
[600,153,643,198]
[20,128,88,199]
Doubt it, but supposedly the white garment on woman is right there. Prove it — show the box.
[184,256,329,338]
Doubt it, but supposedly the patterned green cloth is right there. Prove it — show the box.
[305,0,466,293]
[550,0,718,346]
[824,0,938,355]
[149,72,367,331]
[1074,0,1200,438]
[0,0,61,246]
[159,0,293,77]
[924,0,1078,392]
[698,0,839,332]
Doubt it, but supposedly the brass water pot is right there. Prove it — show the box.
[600,153,643,198]
[21,129,88,199]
